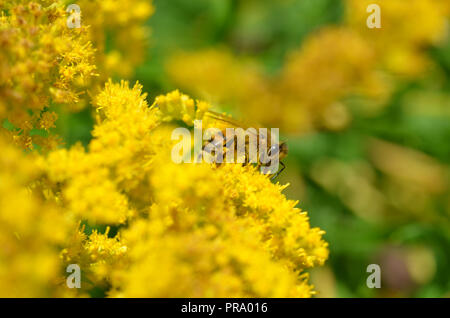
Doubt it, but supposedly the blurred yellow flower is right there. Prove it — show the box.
[167,1,449,133]
[76,0,154,79]
[0,136,74,297]
[346,0,449,76]
[167,28,386,133]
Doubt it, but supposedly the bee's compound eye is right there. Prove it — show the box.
[268,145,279,156]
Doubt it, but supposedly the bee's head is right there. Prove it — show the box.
[279,142,288,160]
[268,142,288,161]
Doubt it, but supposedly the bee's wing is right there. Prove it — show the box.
[203,110,249,129]
[203,110,263,136]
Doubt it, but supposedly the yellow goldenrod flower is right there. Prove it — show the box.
[37,83,329,297]
[0,1,96,150]
[0,0,153,150]
[61,225,128,289]
[76,0,154,79]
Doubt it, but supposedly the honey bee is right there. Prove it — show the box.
[200,110,288,179]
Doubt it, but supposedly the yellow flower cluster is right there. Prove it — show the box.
[75,0,154,79]
[60,225,128,289]
[43,80,161,224]
[0,0,153,150]
[0,136,73,297]
[37,82,328,297]
[109,161,327,297]
[166,1,449,133]
[0,0,96,149]
[1,1,328,297]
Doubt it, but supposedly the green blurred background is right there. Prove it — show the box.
[61,0,450,297]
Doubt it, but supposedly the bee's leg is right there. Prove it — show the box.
[196,150,203,163]
[225,136,235,149]
[196,143,206,163]
[270,161,285,180]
